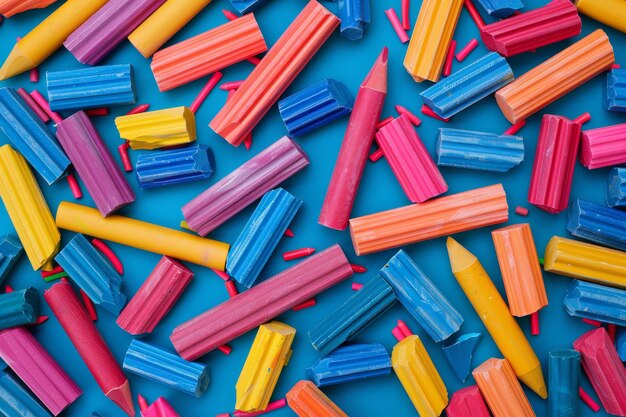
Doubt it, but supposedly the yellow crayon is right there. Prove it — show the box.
[392,335,448,417]
[0,145,60,270]
[446,237,547,399]
[574,0,626,34]
[236,321,296,412]
[114,106,196,150]
[0,0,108,80]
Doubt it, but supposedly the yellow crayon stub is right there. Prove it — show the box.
[114,106,196,150]
[236,321,296,412]
[574,0,626,34]
[392,335,448,417]
[0,145,60,269]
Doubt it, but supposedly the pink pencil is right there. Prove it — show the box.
[580,123,626,169]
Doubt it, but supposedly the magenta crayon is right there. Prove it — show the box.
[456,39,479,62]
[377,116,394,129]
[580,123,626,169]
[402,0,410,30]
[394,105,421,127]
[190,72,223,114]
[91,238,123,275]
[142,397,181,417]
[352,282,364,291]
[29,90,62,124]
[503,120,526,135]
[369,148,384,162]
[447,386,491,417]
[385,9,408,43]
[15,88,48,123]
[579,387,601,412]
[443,40,457,77]
[283,248,316,261]
[66,173,82,199]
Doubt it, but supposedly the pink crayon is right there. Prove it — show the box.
[528,114,581,214]
[190,72,223,113]
[143,397,181,417]
[385,8,409,43]
[579,387,601,412]
[401,0,410,30]
[392,326,406,341]
[377,116,394,130]
[30,89,63,124]
[397,320,413,337]
[573,327,626,416]
[376,115,447,203]
[234,398,287,417]
[16,87,49,122]
[446,385,491,417]
[30,67,39,83]
[395,105,421,127]
[580,123,626,169]
[369,148,384,162]
[456,39,479,62]
[503,120,526,135]
[443,39,457,77]
[117,256,193,335]
[220,80,245,91]
[91,238,124,275]
[352,282,364,291]
[0,327,82,415]
[66,172,82,199]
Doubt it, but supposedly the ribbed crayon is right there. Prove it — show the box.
[0,370,52,417]
[56,111,134,216]
[171,245,352,360]
[0,0,56,18]
[0,288,38,330]
[475,0,522,17]
[376,115,447,203]
[306,343,391,387]
[308,275,396,356]
[481,0,580,57]
[339,0,370,40]
[46,65,136,112]
[548,349,580,417]
[0,235,21,284]
[117,256,193,335]
[606,168,626,208]
[563,280,626,327]
[287,380,348,417]
[229,0,268,15]
[380,249,462,342]
[64,0,165,65]
[123,339,209,397]
[528,115,581,214]
[227,188,302,288]
[573,328,626,416]
[617,327,626,361]
[442,333,482,382]
[567,199,626,251]
[436,128,523,172]
[0,88,69,185]
[606,69,626,112]
[421,53,513,119]
[277,79,354,137]
[183,137,308,236]
[580,123,626,169]
[115,106,195,150]
[135,144,214,189]
[55,234,126,316]
[446,386,491,417]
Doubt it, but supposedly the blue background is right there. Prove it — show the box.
[0,0,624,416]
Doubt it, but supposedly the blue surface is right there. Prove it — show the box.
[0,0,623,415]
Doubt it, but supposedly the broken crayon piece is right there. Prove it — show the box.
[567,198,626,252]
[115,106,196,150]
[0,235,21,284]
[605,68,626,112]
[339,0,370,40]
[442,333,482,382]
[606,167,626,208]
[446,385,491,417]
[286,380,348,417]
[0,288,38,330]
[580,123,626,169]
[135,144,214,189]
[563,280,626,327]
[474,0,523,17]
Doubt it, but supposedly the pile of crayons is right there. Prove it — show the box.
[0,0,625,416]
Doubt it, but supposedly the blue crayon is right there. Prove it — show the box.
[123,339,210,397]
[227,188,302,288]
[606,168,626,208]
[135,144,215,189]
[228,0,270,14]
[55,234,126,315]
[617,327,626,361]
[0,87,70,185]
[339,0,370,40]
[0,287,39,330]
[442,333,482,382]
[309,275,396,356]
[563,280,626,327]
[605,69,626,112]
[46,64,136,112]
[567,199,626,252]
[475,0,523,18]
[421,53,514,119]
[548,349,580,417]
[0,370,51,417]
[436,128,524,173]
[379,250,462,342]
[306,343,391,387]
[0,235,22,285]
[278,79,354,137]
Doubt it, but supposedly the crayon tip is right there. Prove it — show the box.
[0,44,35,80]
[446,237,477,273]
[137,394,149,412]
[106,380,135,416]
[362,47,388,93]
[518,365,548,399]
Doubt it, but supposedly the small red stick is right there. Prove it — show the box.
[190,72,223,113]
[503,120,526,135]
[220,80,244,91]
[66,173,82,199]
[91,238,124,274]
[85,108,109,117]
[530,311,540,336]
[443,40,457,76]
[283,248,315,261]
[401,0,410,31]
[579,387,601,412]
[4,285,13,293]
[138,394,149,412]
[16,88,49,122]
[210,268,230,281]
[225,280,238,298]
[464,0,485,30]
[377,116,394,129]
[515,206,529,216]
[35,315,48,324]
[222,9,239,20]
[30,67,39,83]
[385,8,409,43]
[456,38,479,62]
[247,56,261,66]
[126,104,150,115]
[607,324,617,342]
[41,265,64,278]
[118,142,132,172]
[218,344,233,355]
[612,64,621,69]
[352,282,364,291]
[291,298,316,311]
[421,104,450,122]
[573,112,591,125]
[582,318,602,327]
[397,320,413,337]
[79,289,98,321]
[369,148,384,162]
[395,105,422,127]
[350,263,367,273]
[392,326,407,341]
[283,228,294,238]
[243,133,253,150]
[30,90,63,123]
[233,398,287,417]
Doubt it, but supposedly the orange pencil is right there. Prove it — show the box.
[286,381,347,417]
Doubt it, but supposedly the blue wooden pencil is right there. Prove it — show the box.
[135,144,214,189]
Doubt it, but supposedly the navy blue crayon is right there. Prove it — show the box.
[0,287,38,330]
[135,144,214,189]
[548,349,580,417]
[339,0,370,40]
[606,168,626,208]
[0,370,51,417]
[475,0,523,18]
[563,280,626,327]
[606,68,626,112]
[567,199,626,252]
[0,235,22,285]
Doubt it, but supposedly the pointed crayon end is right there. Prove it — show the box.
[446,238,477,273]
[106,380,135,416]
[362,47,388,93]
[518,365,548,399]
[137,394,149,412]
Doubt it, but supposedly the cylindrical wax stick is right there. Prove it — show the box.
[563,280,626,327]
[548,349,580,417]
[0,288,39,329]
[567,199,626,251]
[574,0,626,34]
[15,88,48,123]
[580,123,626,169]
[286,381,348,417]
[339,0,370,40]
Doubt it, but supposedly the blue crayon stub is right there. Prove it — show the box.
[339,0,370,40]
[548,349,580,417]
[123,339,210,397]
[135,144,214,189]
[475,0,523,18]
[567,199,626,252]
[227,188,302,288]
[278,79,354,137]
[616,327,626,361]
[306,343,391,387]
[228,0,270,15]
[0,235,22,285]
[421,52,514,119]
[606,167,626,208]
[442,333,482,382]
[0,370,51,417]
[0,287,39,330]
[380,249,463,343]
[605,69,626,112]
[563,280,626,327]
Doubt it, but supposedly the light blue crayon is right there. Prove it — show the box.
[135,144,214,189]
[339,0,370,40]
[606,168,626,208]
[548,349,580,417]
[475,0,523,18]
[0,287,38,330]
[0,370,51,417]
[228,0,270,15]
[563,280,626,327]
[442,333,482,382]
[567,199,626,252]
[616,327,626,361]
[605,68,626,112]
[0,235,22,285]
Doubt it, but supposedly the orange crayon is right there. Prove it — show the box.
[286,381,347,417]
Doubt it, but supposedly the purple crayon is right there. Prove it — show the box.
[56,111,135,217]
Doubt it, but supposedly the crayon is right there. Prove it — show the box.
[607,168,626,208]
[404,0,463,82]
[135,144,214,189]
[543,236,626,289]
[421,53,514,119]
[0,0,55,18]
[115,106,196,150]
[90,238,123,275]
[319,48,388,230]
[580,123,626,169]
[236,322,295,411]
[481,0,581,57]
[0,0,108,79]
[189,72,223,114]
[308,275,396,356]
[446,385,491,417]
[227,188,302,288]
[606,69,626,112]
[528,115,581,214]
[548,349,580,417]
[573,328,626,416]
[495,30,614,123]
[380,249,462,342]
[210,1,340,146]
[385,8,409,43]
[474,0,522,17]
[183,136,309,236]
[0,235,21,284]
[277,79,354,138]
[151,14,266,91]
[442,333,482,382]
[456,39,479,62]
[171,245,352,360]
[567,199,626,251]
[286,380,348,417]
[350,184,509,255]
[15,88,49,123]
[394,105,421,126]
[563,280,626,327]
[0,369,53,417]
[436,128,524,172]
[142,397,181,417]
[617,328,626,361]
[446,238,547,398]
[473,358,536,417]
[56,111,135,216]
[306,343,391,387]
[0,145,60,270]
[55,202,229,270]
[339,0,370,40]
[392,335,448,417]
[229,0,268,15]
[29,90,62,124]
[574,0,626,34]
[0,327,81,415]
[376,115,448,203]
[0,288,38,330]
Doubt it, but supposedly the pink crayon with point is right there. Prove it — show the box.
[143,397,181,417]
[447,385,491,417]
[580,123,626,169]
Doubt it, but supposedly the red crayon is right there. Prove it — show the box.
[292,298,316,311]
[91,238,124,275]
[456,39,479,62]
[85,108,109,117]
[443,40,457,77]
[350,263,367,273]
[401,0,410,31]
[283,247,316,261]
[369,148,384,162]
[377,116,394,130]
[319,48,388,230]
[351,282,364,291]
[127,104,150,115]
